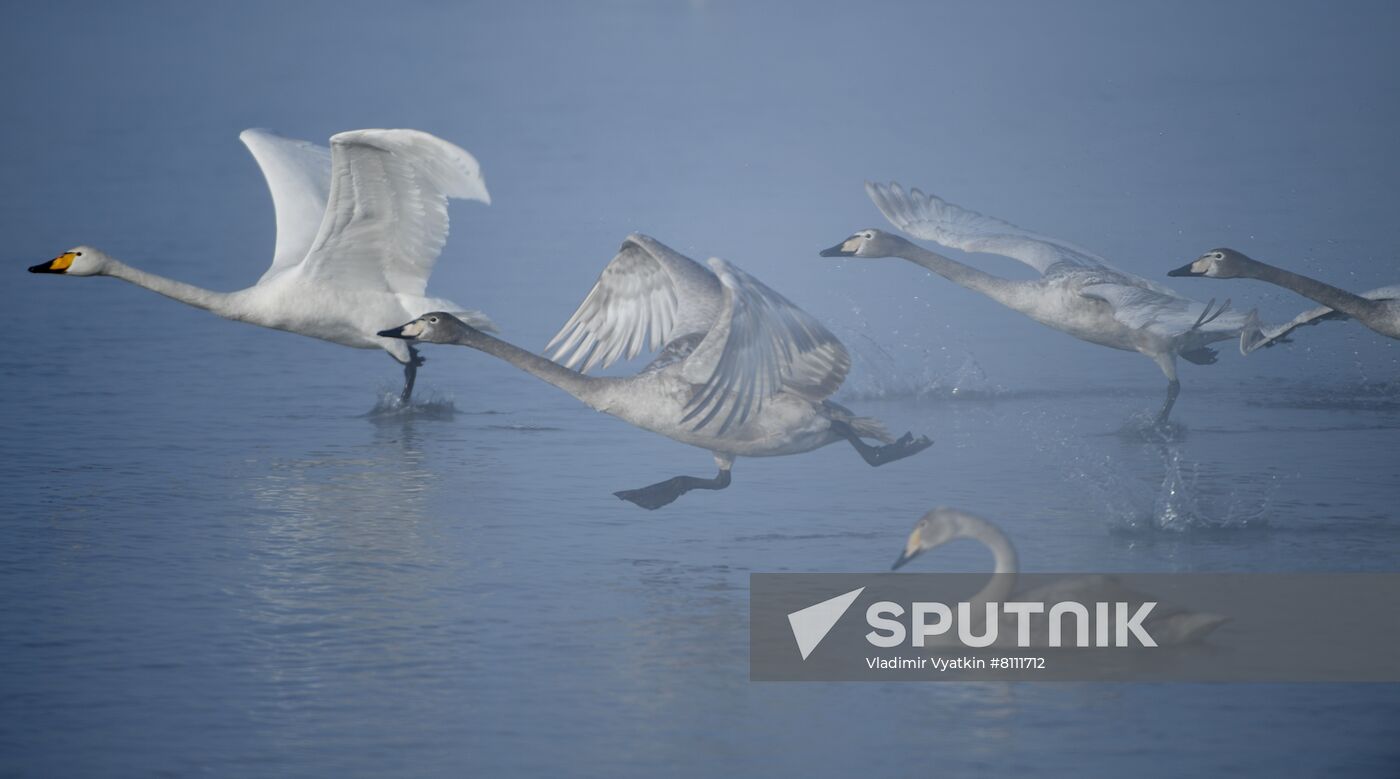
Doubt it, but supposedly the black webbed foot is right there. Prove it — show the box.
[614,470,732,510]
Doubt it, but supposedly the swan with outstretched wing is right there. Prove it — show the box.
[822,182,1254,424]
[378,234,933,509]
[31,128,494,405]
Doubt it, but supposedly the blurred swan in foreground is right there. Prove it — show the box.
[30,128,494,405]
[1169,248,1400,351]
[380,234,932,509]
[822,182,1252,424]
[892,507,1228,646]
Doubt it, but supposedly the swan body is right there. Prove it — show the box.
[823,183,1253,423]
[30,128,494,403]
[1169,249,1400,349]
[891,507,1228,647]
[379,235,932,508]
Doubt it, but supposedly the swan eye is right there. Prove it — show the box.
[429,316,439,323]
[74,251,83,256]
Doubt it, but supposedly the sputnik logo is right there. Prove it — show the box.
[787,587,865,660]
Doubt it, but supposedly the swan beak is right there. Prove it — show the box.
[891,548,921,571]
[377,323,415,339]
[820,240,857,258]
[1167,262,1201,278]
[30,252,76,274]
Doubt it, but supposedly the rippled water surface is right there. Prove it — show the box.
[4,2,1400,776]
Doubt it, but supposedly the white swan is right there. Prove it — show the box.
[378,234,933,509]
[822,182,1252,423]
[29,128,495,404]
[891,507,1228,646]
[1169,249,1400,351]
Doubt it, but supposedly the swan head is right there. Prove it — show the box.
[377,311,473,343]
[29,246,110,276]
[892,507,985,570]
[820,228,904,259]
[1168,248,1251,279]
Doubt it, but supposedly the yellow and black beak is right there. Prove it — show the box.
[30,252,77,274]
[892,541,925,571]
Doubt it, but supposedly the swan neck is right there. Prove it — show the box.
[893,242,1019,305]
[966,519,1018,606]
[1244,261,1379,320]
[105,259,231,314]
[453,328,598,402]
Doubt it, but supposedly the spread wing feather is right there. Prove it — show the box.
[239,129,333,284]
[296,129,490,295]
[547,234,722,372]
[680,258,850,434]
[866,181,1111,275]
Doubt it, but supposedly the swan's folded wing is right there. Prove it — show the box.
[1245,285,1400,352]
[680,258,850,434]
[546,234,722,372]
[866,181,1111,275]
[1080,282,1250,338]
[239,129,333,284]
[296,129,489,295]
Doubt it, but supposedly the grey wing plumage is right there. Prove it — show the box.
[1080,281,1250,340]
[680,258,850,434]
[866,181,1111,275]
[547,234,722,372]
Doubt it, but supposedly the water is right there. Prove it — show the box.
[4,2,1400,776]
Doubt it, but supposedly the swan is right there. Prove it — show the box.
[891,507,1229,646]
[1169,248,1400,351]
[378,234,933,509]
[29,128,495,405]
[821,182,1253,424]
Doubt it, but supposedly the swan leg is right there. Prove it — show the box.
[614,454,734,510]
[399,346,426,404]
[1157,379,1181,424]
[838,425,934,467]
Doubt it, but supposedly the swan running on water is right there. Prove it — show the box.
[1169,248,1400,351]
[822,183,1252,424]
[30,128,495,405]
[379,234,933,509]
[891,507,1228,646]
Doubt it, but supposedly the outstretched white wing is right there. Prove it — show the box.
[1244,285,1400,352]
[296,129,490,295]
[680,258,850,434]
[239,129,332,284]
[547,234,723,372]
[866,181,1111,275]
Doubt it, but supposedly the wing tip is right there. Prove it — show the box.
[330,128,490,203]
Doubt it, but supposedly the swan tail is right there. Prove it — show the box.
[847,415,895,444]
[822,400,895,443]
[451,309,498,334]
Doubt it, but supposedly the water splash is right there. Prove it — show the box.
[1115,412,1188,444]
[834,324,1008,402]
[363,390,457,421]
[1143,446,1274,532]
[1050,435,1274,533]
